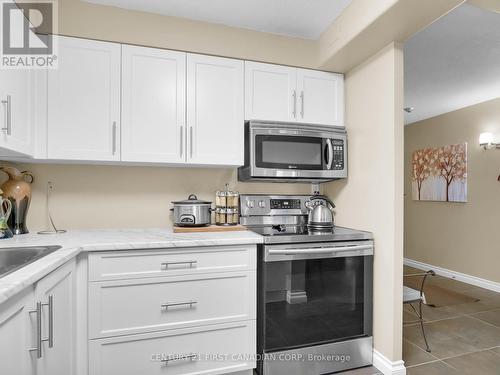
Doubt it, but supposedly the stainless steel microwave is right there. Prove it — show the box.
[238,120,347,182]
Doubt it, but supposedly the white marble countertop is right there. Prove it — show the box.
[0,228,263,305]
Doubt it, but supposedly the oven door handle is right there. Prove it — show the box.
[326,138,333,170]
[268,244,373,255]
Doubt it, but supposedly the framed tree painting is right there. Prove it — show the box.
[411,143,467,202]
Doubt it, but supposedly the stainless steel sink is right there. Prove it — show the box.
[0,246,62,278]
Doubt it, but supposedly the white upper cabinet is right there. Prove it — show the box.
[245,62,344,126]
[47,36,121,161]
[187,54,244,166]
[121,45,186,163]
[0,69,34,156]
[296,69,344,126]
[244,62,296,122]
[0,1,34,157]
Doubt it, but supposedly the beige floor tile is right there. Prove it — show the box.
[405,302,462,322]
[406,360,458,375]
[404,316,500,359]
[403,339,439,366]
[471,308,500,328]
[425,276,480,293]
[443,349,500,375]
[403,308,420,324]
[463,289,500,309]
[337,365,381,374]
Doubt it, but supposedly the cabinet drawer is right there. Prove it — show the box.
[89,271,256,338]
[88,245,256,281]
[89,321,256,375]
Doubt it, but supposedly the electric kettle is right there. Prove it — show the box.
[306,196,336,230]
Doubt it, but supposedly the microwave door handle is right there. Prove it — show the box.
[326,139,333,170]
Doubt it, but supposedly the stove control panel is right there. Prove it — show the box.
[270,199,301,210]
[240,194,318,218]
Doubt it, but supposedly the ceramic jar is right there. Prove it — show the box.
[0,167,34,235]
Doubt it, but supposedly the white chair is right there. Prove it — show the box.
[403,270,435,352]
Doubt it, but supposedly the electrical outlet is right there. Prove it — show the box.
[311,183,320,195]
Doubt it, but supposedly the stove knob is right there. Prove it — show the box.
[246,200,255,208]
[258,200,266,208]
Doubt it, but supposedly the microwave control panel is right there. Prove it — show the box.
[331,139,345,170]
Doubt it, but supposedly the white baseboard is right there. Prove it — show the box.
[373,349,406,375]
[404,258,500,293]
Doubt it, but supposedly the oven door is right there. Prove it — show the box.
[259,241,373,354]
[244,122,347,181]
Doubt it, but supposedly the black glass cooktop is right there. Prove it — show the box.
[245,225,373,244]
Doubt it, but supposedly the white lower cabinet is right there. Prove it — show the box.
[0,259,76,375]
[89,271,256,338]
[89,321,256,375]
[0,287,37,375]
[88,245,257,375]
[35,260,76,375]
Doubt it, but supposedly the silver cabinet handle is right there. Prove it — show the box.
[1,95,12,135]
[42,295,54,348]
[112,121,117,155]
[189,126,193,158]
[180,126,184,158]
[300,91,304,118]
[292,90,297,118]
[161,260,197,270]
[29,302,42,358]
[161,353,197,364]
[161,300,197,309]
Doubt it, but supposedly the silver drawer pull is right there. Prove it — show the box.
[162,353,197,364]
[161,260,197,270]
[161,300,197,309]
[41,295,54,348]
[28,302,42,358]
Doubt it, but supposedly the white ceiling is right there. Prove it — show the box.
[404,3,500,124]
[83,0,352,40]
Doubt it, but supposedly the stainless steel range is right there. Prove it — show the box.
[240,194,374,375]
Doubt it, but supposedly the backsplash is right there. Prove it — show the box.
[0,163,312,232]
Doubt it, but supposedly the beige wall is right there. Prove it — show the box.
[0,164,310,232]
[324,43,404,362]
[56,0,318,68]
[53,0,463,72]
[405,97,500,283]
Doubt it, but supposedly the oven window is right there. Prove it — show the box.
[255,135,323,170]
[263,256,371,352]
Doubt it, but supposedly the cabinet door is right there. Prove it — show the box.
[121,45,186,163]
[0,69,33,156]
[296,69,344,126]
[47,36,121,161]
[0,1,33,156]
[0,287,36,375]
[35,260,76,375]
[245,61,297,122]
[187,54,244,166]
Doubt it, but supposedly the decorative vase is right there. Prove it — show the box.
[0,167,34,235]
